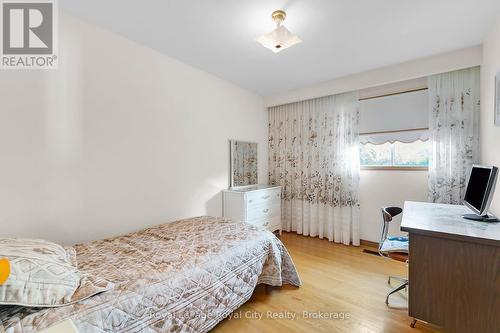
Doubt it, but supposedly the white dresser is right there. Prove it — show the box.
[222,185,282,234]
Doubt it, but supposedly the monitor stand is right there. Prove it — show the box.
[462,213,500,222]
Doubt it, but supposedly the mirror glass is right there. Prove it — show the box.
[230,140,258,187]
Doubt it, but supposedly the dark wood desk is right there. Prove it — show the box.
[401,201,500,333]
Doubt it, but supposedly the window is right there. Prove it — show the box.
[360,139,429,169]
[358,86,430,170]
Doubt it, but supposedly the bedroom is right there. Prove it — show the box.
[0,1,499,332]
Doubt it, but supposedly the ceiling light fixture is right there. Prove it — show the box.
[256,10,301,53]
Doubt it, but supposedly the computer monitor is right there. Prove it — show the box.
[462,165,499,222]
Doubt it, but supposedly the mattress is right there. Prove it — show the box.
[0,216,301,333]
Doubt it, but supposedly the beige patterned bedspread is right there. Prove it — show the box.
[0,217,301,333]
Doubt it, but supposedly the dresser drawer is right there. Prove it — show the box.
[223,186,282,234]
[267,216,282,232]
[248,216,281,232]
[246,188,281,207]
[247,202,280,221]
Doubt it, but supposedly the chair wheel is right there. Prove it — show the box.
[410,318,417,328]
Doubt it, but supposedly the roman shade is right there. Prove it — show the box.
[359,89,429,144]
[359,129,429,145]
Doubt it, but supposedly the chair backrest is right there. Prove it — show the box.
[378,206,403,254]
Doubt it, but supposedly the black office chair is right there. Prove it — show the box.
[378,206,409,305]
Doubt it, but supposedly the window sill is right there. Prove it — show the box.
[361,166,428,171]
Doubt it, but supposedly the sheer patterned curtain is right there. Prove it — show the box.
[268,92,360,246]
[428,67,480,204]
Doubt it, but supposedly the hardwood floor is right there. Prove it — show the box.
[213,232,441,333]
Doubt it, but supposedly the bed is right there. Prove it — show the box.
[0,216,301,333]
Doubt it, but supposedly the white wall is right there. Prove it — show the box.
[359,170,428,242]
[265,46,482,107]
[0,14,267,245]
[480,14,500,215]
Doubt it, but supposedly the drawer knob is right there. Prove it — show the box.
[263,208,269,213]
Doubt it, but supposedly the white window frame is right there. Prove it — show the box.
[359,128,429,171]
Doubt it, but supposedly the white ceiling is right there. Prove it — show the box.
[61,0,500,96]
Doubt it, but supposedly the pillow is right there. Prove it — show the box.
[380,236,409,253]
[0,238,113,307]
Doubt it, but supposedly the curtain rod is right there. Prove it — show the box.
[359,87,428,101]
[360,127,429,136]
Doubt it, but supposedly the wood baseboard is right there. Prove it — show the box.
[360,239,379,248]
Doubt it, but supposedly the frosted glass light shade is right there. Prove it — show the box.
[256,25,302,53]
